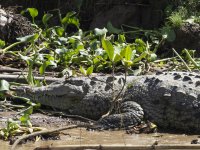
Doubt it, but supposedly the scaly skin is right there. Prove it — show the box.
[13,72,200,132]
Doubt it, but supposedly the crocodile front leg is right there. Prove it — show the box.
[97,101,144,129]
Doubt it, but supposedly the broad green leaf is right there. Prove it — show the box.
[54,27,64,37]
[93,57,99,65]
[27,8,38,18]
[20,113,32,127]
[135,39,146,46]
[124,45,132,61]
[68,17,80,28]
[133,51,147,63]
[61,12,76,24]
[19,53,35,85]
[80,66,87,76]
[42,13,53,26]
[17,33,39,43]
[149,53,157,61]
[20,114,29,123]
[135,39,146,53]
[0,80,10,91]
[94,28,108,36]
[61,16,69,25]
[120,47,126,58]
[118,34,126,43]
[86,66,93,76]
[61,12,80,28]
[107,21,122,34]
[102,38,114,61]
[24,106,33,115]
[161,26,176,42]
[0,39,5,48]
[113,53,122,63]
[122,60,133,67]
[39,61,51,75]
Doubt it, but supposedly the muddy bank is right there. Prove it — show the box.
[1,111,200,150]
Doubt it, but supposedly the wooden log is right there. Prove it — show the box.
[0,74,64,84]
[34,144,200,150]
[35,145,154,150]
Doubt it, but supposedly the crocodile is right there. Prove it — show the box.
[12,72,200,132]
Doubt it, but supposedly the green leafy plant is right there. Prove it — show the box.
[168,12,184,28]
[0,39,5,48]
[61,11,80,30]
[0,79,41,140]
[1,8,161,87]
[80,65,93,76]
[166,1,199,28]
[42,13,53,28]
[0,119,20,140]
[27,8,38,24]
